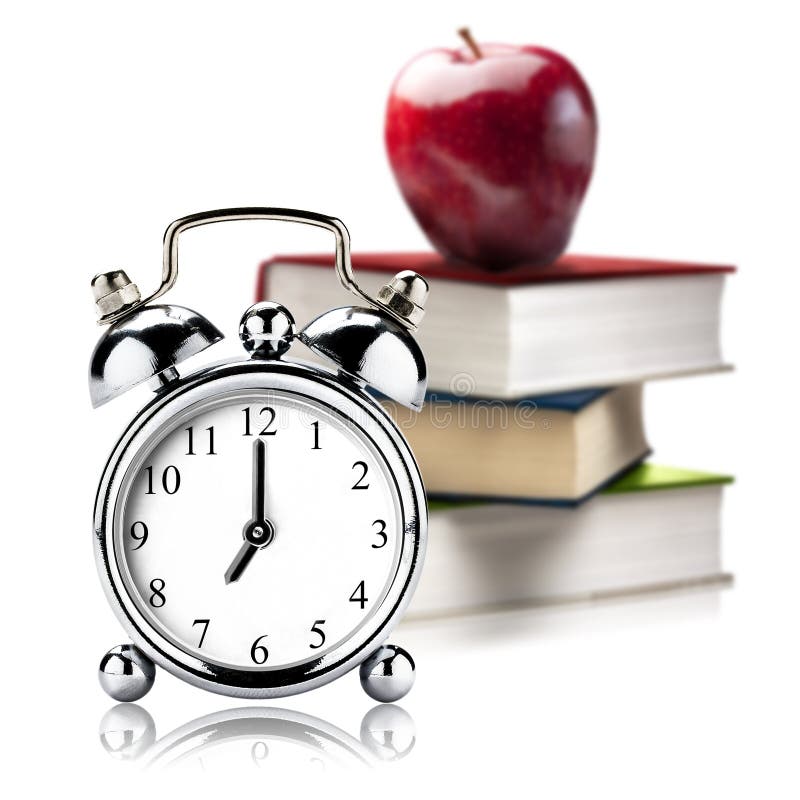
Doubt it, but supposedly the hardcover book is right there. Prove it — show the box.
[406,464,734,619]
[258,252,735,398]
[382,384,649,503]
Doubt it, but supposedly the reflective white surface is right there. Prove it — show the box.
[99,702,415,770]
[78,585,797,797]
[4,0,799,797]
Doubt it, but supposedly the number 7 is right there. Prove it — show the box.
[192,618,210,648]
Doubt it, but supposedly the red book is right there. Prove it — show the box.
[257,252,735,398]
[258,251,734,298]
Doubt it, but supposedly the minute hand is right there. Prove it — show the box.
[253,437,267,520]
[224,439,274,584]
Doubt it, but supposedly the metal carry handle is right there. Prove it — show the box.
[159,207,374,310]
[95,207,387,326]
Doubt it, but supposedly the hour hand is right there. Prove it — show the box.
[225,538,258,585]
[224,515,275,584]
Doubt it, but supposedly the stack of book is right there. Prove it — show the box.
[258,252,735,618]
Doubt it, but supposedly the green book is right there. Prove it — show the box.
[428,463,734,511]
[412,464,733,619]
[602,463,734,494]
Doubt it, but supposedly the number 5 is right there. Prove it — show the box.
[309,620,326,649]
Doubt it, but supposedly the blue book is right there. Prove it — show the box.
[382,384,650,505]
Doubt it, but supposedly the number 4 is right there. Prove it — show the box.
[349,581,368,610]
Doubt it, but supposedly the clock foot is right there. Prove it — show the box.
[98,644,156,702]
[359,644,415,703]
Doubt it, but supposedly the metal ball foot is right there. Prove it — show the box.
[99,644,156,702]
[359,644,415,703]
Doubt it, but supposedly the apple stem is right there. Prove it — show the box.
[457,27,483,59]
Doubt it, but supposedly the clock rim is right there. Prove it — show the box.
[94,357,427,698]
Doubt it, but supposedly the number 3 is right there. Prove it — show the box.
[371,519,387,549]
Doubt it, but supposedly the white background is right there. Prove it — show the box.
[2,0,798,796]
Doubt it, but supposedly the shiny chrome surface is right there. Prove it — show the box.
[239,301,296,359]
[92,270,141,322]
[97,704,399,768]
[376,270,429,328]
[94,358,427,699]
[359,703,416,761]
[299,307,427,411]
[98,702,415,767]
[88,304,223,407]
[98,644,156,702]
[96,207,419,330]
[99,704,157,761]
[359,644,416,703]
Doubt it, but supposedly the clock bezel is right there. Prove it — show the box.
[94,358,427,698]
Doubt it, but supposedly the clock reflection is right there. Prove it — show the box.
[99,702,415,771]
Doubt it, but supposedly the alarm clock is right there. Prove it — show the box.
[90,208,429,703]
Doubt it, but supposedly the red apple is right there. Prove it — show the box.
[385,30,597,269]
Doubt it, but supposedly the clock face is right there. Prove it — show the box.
[116,390,403,671]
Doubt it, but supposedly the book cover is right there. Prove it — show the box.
[428,463,735,511]
[388,384,650,505]
[258,251,736,297]
[410,463,734,620]
[258,252,734,397]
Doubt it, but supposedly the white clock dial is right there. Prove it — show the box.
[117,391,402,670]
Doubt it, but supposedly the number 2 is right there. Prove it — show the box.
[352,461,369,490]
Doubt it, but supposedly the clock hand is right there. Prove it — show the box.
[225,439,274,585]
[253,436,267,521]
[224,537,261,585]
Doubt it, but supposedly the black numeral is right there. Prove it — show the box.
[148,578,166,607]
[145,465,181,495]
[311,421,321,450]
[243,406,277,437]
[129,521,148,550]
[186,426,217,455]
[349,581,368,609]
[192,618,210,648]
[352,461,369,490]
[250,634,269,664]
[371,519,387,549]
[309,619,326,649]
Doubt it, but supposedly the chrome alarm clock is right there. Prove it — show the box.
[90,208,428,703]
